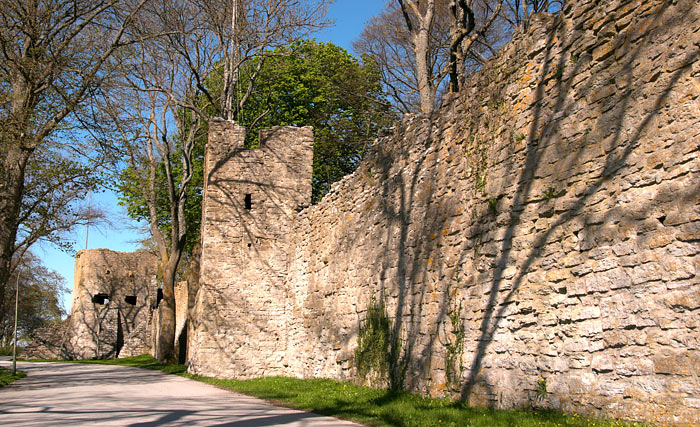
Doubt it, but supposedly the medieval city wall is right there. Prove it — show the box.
[191,0,700,424]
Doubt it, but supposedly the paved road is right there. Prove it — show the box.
[0,361,361,426]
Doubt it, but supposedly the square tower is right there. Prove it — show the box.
[189,120,313,377]
[68,249,157,359]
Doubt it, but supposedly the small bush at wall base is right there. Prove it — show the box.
[444,298,465,388]
[535,377,548,402]
[0,367,26,387]
[354,296,402,388]
[443,271,466,389]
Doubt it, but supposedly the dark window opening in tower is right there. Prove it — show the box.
[92,293,110,305]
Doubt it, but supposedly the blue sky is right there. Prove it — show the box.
[316,0,386,51]
[38,0,389,315]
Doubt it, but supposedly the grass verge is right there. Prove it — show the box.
[0,366,26,387]
[35,355,651,427]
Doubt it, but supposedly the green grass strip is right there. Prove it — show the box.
[29,355,652,427]
[0,366,26,387]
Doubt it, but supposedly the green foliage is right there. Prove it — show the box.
[355,296,401,387]
[19,142,107,253]
[192,376,654,427]
[231,39,395,202]
[473,142,488,195]
[510,131,526,144]
[542,186,557,201]
[535,377,548,402]
[0,367,26,387]
[116,40,394,263]
[52,354,188,375]
[117,139,205,256]
[0,252,67,346]
[465,119,490,196]
[488,91,505,111]
[443,268,466,389]
[0,345,16,356]
[487,197,498,215]
[444,295,465,388]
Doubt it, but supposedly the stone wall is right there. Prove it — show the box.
[174,281,188,363]
[189,122,314,377]
[23,320,71,360]
[68,249,157,359]
[190,0,700,424]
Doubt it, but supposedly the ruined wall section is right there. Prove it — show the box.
[69,249,157,359]
[23,320,71,360]
[284,0,700,425]
[189,121,313,377]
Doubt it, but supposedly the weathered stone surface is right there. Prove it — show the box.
[189,123,313,378]
[188,0,700,425]
[68,249,158,359]
[25,249,157,360]
[23,320,71,360]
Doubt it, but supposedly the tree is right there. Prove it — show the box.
[108,0,332,363]
[216,0,333,120]
[230,40,395,201]
[0,135,111,337]
[355,0,508,114]
[176,0,333,122]
[397,0,440,113]
[0,0,147,343]
[0,252,67,351]
[17,143,109,261]
[447,0,503,93]
[104,5,206,361]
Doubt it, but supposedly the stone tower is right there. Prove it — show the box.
[188,120,313,377]
[68,249,157,359]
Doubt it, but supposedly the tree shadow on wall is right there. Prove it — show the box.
[197,126,313,374]
[369,115,467,391]
[455,1,699,406]
[194,3,699,413]
[356,0,698,407]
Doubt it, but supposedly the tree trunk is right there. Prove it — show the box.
[222,0,240,119]
[414,29,435,113]
[398,0,436,114]
[521,0,530,30]
[0,145,31,337]
[156,260,177,363]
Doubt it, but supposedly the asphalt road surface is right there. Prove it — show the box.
[0,361,362,426]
